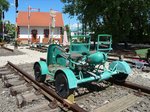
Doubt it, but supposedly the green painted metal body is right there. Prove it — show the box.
[47,44,67,66]
[34,61,49,75]
[97,34,112,52]
[76,60,131,84]
[69,35,91,54]
[109,60,132,75]
[88,52,107,64]
[34,34,132,90]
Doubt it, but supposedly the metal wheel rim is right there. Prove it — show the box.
[34,64,41,81]
[55,74,69,98]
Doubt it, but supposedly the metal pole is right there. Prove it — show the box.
[2,10,4,41]
[28,6,30,44]
[0,6,4,41]
[52,20,53,43]
[49,9,56,44]
[77,23,79,35]
[49,13,52,44]
[49,22,51,43]
[14,6,18,49]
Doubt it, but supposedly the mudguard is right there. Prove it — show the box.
[34,61,49,75]
[55,68,77,89]
[109,60,132,75]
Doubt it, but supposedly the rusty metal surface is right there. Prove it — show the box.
[122,81,150,94]
[7,61,87,112]
[107,78,150,94]
[109,79,150,94]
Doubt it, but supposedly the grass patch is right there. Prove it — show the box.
[135,48,149,58]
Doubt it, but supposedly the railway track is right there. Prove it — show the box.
[75,81,150,112]
[29,46,47,53]
[1,46,14,52]
[0,62,86,112]
[0,62,149,112]
[113,80,150,94]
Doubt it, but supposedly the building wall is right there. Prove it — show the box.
[18,26,61,43]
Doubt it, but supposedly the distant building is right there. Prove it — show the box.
[17,11,64,44]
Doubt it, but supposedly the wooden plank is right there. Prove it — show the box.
[94,94,143,112]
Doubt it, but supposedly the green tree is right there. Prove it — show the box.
[5,21,15,38]
[0,0,9,11]
[61,0,150,43]
[0,0,9,21]
[0,0,10,36]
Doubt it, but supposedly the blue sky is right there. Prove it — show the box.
[5,0,78,26]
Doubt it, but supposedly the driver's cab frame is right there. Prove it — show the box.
[69,35,91,54]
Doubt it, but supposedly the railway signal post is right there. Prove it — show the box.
[14,0,18,49]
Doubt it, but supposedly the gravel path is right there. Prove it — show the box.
[0,46,46,67]
[0,48,24,56]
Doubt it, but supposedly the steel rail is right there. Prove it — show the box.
[108,57,150,67]
[108,53,150,66]
[108,79,150,94]
[2,46,14,52]
[121,81,150,94]
[108,53,140,60]
[7,61,87,112]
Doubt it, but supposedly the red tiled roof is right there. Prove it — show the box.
[17,11,64,27]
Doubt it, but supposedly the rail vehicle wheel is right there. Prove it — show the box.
[34,64,46,82]
[55,73,74,98]
[112,73,128,83]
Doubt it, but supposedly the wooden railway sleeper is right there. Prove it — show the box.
[10,83,33,96]
[1,73,20,81]
[4,79,26,88]
[16,92,44,108]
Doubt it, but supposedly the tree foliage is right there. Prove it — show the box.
[5,21,15,38]
[61,0,150,43]
[0,0,9,11]
[0,0,9,19]
[0,0,10,34]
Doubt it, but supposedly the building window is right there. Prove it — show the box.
[44,29,49,37]
[60,27,63,35]
[31,29,37,38]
